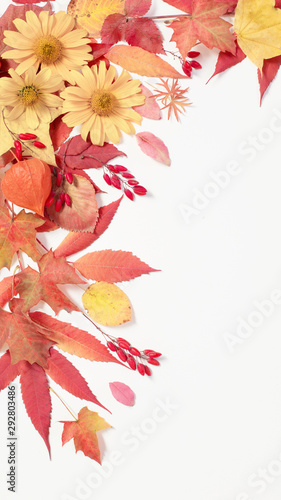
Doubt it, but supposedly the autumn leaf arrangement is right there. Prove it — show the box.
[0,0,281,467]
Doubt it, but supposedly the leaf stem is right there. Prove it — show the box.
[36,237,49,253]
[127,14,190,21]
[16,250,24,271]
[49,387,78,421]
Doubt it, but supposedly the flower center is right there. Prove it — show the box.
[34,35,62,64]
[91,90,116,116]
[18,85,39,106]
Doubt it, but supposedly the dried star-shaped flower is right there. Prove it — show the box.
[153,79,191,121]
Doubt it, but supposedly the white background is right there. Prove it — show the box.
[1,1,281,500]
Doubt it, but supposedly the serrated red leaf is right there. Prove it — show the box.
[101,13,127,44]
[46,349,108,411]
[49,116,73,152]
[29,312,123,365]
[0,276,17,307]
[0,207,44,270]
[15,250,84,314]
[125,18,164,54]
[61,406,111,463]
[163,0,236,58]
[54,197,123,258]
[56,136,126,170]
[125,0,151,15]
[0,351,20,391]
[74,249,159,283]
[20,361,51,454]
[0,299,54,368]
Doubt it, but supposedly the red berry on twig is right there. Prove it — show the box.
[129,347,141,356]
[143,350,162,358]
[182,61,192,77]
[33,140,46,149]
[114,165,127,172]
[117,348,127,362]
[107,341,117,352]
[55,199,63,212]
[133,185,147,196]
[147,358,160,366]
[18,134,29,140]
[56,172,63,187]
[144,366,152,376]
[124,189,134,201]
[24,133,37,140]
[117,338,131,349]
[64,193,71,206]
[137,363,145,376]
[111,175,121,189]
[128,180,139,186]
[65,172,73,184]
[122,172,134,179]
[127,355,137,370]
[187,51,200,58]
[103,173,111,185]
[190,60,202,69]
[45,191,55,208]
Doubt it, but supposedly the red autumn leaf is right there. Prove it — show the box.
[109,381,135,406]
[54,197,123,258]
[0,276,18,307]
[74,249,159,283]
[258,55,281,104]
[0,351,20,391]
[133,84,161,120]
[0,206,44,270]
[29,311,123,365]
[15,250,84,314]
[0,150,14,169]
[46,349,108,411]
[89,42,113,63]
[49,115,73,152]
[163,0,236,58]
[35,216,59,233]
[20,361,51,454]
[208,41,246,82]
[46,173,99,232]
[136,132,171,166]
[0,299,54,368]
[60,406,111,464]
[125,0,152,16]
[101,13,127,45]
[1,158,52,217]
[56,136,126,170]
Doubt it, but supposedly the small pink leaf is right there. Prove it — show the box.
[133,84,161,120]
[109,381,135,406]
[136,132,171,166]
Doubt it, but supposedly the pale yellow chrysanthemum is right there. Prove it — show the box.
[2,11,92,84]
[60,62,145,146]
[0,66,64,129]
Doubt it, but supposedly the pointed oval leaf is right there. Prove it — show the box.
[82,282,131,326]
[109,381,135,406]
[136,132,171,165]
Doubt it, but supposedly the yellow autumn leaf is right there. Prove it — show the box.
[82,282,131,326]
[234,0,281,70]
[0,107,58,166]
[67,0,125,38]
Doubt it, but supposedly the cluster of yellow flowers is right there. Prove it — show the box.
[0,10,145,146]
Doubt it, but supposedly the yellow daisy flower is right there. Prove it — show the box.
[2,11,92,84]
[0,66,64,129]
[61,62,145,146]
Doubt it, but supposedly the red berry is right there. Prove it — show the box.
[117,348,127,362]
[111,175,121,189]
[64,193,71,206]
[65,172,73,184]
[107,164,117,172]
[187,51,200,58]
[55,199,63,212]
[14,140,21,150]
[122,172,134,179]
[24,133,37,140]
[117,338,131,349]
[127,355,136,370]
[103,173,111,185]
[133,185,147,196]
[190,60,202,69]
[182,61,192,77]
[128,180,139,186]
[147,358,160,366]
[45,192,55,208]
[60,192,65,202]
[16,149,22,161]
[56,172,63,187]
[143,350,162,358]
[114,165,127,172]
[129,347,141,357]
[107,341,117,352]
[144,366,152,376]
[33,140,46,149]
[137,363,145,376]
[124,189,134,201]
[18,134,29,140]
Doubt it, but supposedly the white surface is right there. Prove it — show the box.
[1,1,281,500]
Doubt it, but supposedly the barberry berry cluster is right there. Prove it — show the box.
[103,164,147,200]
[45,168,73,211]
[182,51,202,77]
[106,336,162,376]
[14,133,46,160]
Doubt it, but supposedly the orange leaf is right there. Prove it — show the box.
[1,158,52,216]
[61,406,111,463]
[105,45,187,78]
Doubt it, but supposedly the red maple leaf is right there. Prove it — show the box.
[0,207,44,270]
[163,0,236,58]
[0,299,54,368]
[15,250,84,314]
[61,406,111,463]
